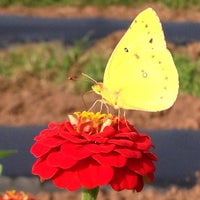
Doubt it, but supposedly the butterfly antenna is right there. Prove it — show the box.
[82,73,98,84]
[68,73,102,111]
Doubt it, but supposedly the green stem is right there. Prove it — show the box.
[81,187,99,200]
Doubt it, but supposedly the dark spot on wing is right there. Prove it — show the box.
[124,47,129,52]
[143,72,147,78]
[141,70,147,78]
[149,38,153,43]
[134,54,140,59]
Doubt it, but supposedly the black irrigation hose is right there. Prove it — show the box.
[0,15,200,47]
[0,126,200,187]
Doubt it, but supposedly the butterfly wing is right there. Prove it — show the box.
[102,8,179,111]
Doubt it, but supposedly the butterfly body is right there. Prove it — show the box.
[92,8,179,112]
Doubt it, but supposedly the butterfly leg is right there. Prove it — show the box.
[100,101,103,112]
[117,108,121,130]
[123,110,133,131]
[103,102,110,114]
[88,99,101,112]
[98,99,110,114]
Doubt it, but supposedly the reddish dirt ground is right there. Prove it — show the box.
[1,76,200,130]
[1,4,200,200]
[1,3,200,22]
[1,4,200,130]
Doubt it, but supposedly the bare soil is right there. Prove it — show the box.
[1,3,200,199]
[1,3,200,22]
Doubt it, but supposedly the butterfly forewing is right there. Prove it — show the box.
[103,8,166,86]
[97,8,179,111]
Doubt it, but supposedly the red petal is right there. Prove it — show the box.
[30,142,52,157]
[135,175,144,192]
[63,122,79,135]
[34,129,58,141]
[114,147,142,158]
[84,143,115,153]
[53,169,81,191]
[47,151,78,169]
[127,157,156,176]
[110,167,139,191]
[147,173,155,182]
[144,151,158,161]
[39,136,65,147]
[108,139,134,147]
[93,152,126,167]
[100,126,116,137]
[134,135,153,149]
[60,131,86,143]
[61,142,92,160]
[78,158,114,188]
[114,132,138,139]
[32,158,58,179]
[48,122,58,129]
[86,135,108,143]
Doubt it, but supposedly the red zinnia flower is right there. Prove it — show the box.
[31,111,157,192]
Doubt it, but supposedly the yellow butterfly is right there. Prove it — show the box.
[92,8,179,112]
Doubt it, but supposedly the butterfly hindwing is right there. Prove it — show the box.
[113,49,178,111]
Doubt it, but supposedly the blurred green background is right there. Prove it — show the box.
[0,0,200,97]
[0,0,200,9]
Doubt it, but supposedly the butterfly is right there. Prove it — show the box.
[91,7,179,112]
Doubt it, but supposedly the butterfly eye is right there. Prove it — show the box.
[92,84,102,95]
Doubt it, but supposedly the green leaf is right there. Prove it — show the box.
[0,164,2,176]
[0,150,17,159]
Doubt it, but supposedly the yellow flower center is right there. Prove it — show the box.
[69,111,117,135]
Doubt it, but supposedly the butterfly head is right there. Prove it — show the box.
[92,82,103,95]
[92,83,121,109]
